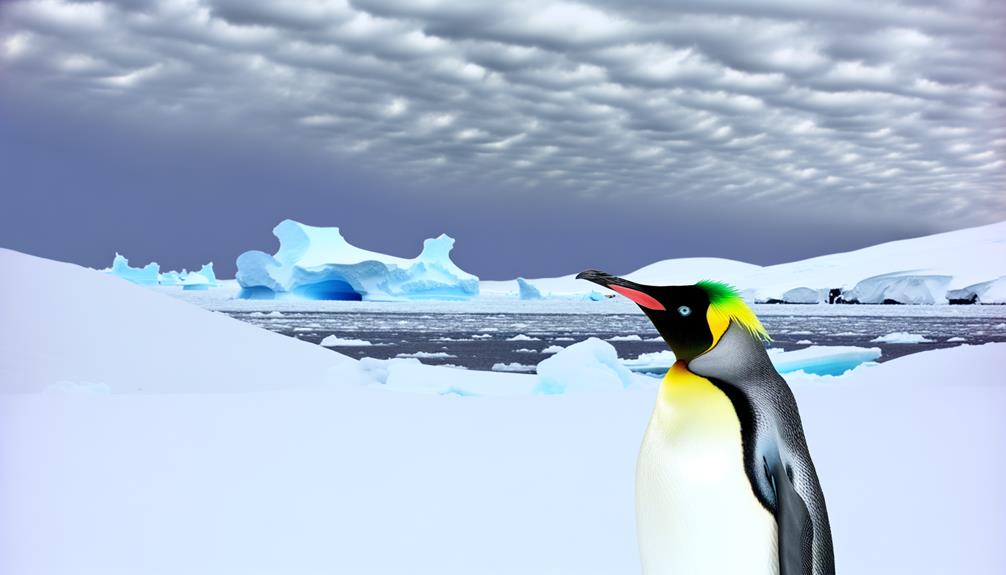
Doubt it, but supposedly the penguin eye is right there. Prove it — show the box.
[677,305,691,317]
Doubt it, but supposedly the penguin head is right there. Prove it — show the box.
[576,270,769,362]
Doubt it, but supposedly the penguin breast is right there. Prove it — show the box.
[636,366,779,575]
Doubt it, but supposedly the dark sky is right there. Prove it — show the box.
[1,1,1003,279]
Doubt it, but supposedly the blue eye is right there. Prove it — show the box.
[677,305,691,316]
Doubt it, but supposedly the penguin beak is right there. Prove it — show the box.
[575,269,666,311]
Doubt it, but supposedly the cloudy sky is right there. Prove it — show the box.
[1,0,1003,278]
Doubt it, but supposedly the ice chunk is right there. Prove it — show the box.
[320,336,373,347]
[236,219,478,301]
[769,346,882,376]
[781,287,821,304]
[158,270,183,286]
[871,332,933,344]
[946,276,1006,304]
[621,350,677,375]
[541,345,564,354]
[535,338,637,394]
[514,348,538,353]
[396,351,457,359]
[946,337,967,343]
[107,253,159,285]
[517,277,542,300]
[507,334,539,341]
[843,273,952,304]
[491,362,535,372]
[607,335,642,341]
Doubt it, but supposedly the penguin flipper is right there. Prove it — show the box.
[773,461,814,575]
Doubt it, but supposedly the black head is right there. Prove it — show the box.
[576,269,720,362]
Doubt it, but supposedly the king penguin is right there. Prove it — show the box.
[576,270,834,575]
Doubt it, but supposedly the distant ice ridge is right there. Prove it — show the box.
[482,221,1006,304]
[106,254,217,288]
[236,219,478,301]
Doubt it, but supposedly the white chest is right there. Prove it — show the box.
[636,365,778,575]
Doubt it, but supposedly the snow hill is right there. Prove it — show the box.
[490,221,1006,304]
[1,247,1004,574]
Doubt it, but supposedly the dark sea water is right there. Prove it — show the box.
[223,308,1006,373]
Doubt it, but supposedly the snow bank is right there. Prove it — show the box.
[871,332,933,344]
[1,249,360,393]
[2,249,1004,574]
[236,219,478,301]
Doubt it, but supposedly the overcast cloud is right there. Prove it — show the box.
[1,0,1004,276]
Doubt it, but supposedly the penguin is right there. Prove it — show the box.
[576,270,834,575]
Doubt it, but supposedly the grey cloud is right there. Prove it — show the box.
[1,0,1004,232]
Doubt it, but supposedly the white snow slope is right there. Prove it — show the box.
[493,221,1006,304]
[1,248,1005,574]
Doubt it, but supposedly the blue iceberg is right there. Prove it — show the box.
[517,277,542,300]
[236,219,479,301]
[107,253,159,285]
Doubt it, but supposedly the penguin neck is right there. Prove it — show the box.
[654,361,739,437]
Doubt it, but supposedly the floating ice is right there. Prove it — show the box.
[514,348,538,353]
[107,253,159,285]
[507,334,540,341]
[236,219,478,301]
[541,345,564,354]
[491,362,535,372]
[796,339,814,345]
[607,335,642,341]
[871,332,933,344]
[946,337,967,343]
[320,336,373,347]
[179,263,218,291]
[535,338,637,394]
[396,351,457,359]
[769,346,882,376]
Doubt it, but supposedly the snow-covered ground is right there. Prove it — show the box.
[2,248,1005,574]
[485,221,1006,304]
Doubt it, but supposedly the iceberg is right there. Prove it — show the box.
[107,253,159,285]
[947,276,1006,304]
[517,277,542,300]
[780,287,820,305]
[842,272,952,304]
[158,270,183,286]
[236,219,479,301]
